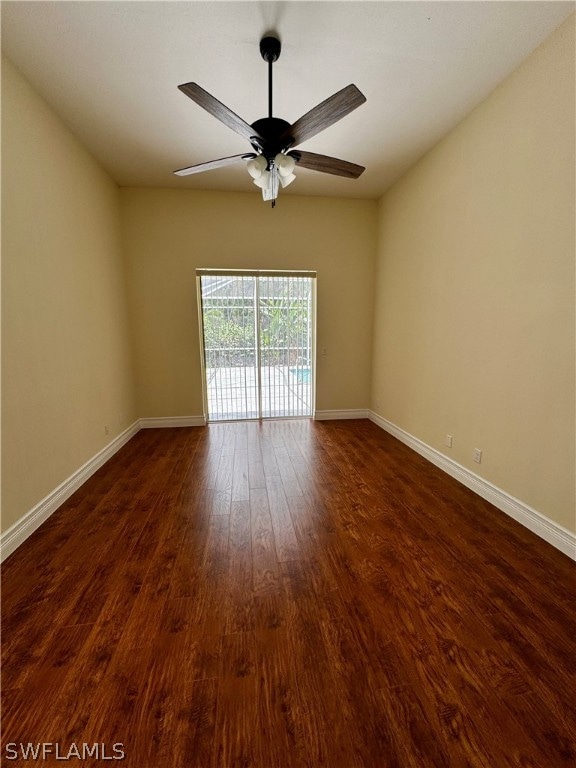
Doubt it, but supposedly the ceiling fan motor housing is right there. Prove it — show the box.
[250,117,292,160]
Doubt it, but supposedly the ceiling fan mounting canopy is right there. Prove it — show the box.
[259,35,281,63]
[174,33,367,203]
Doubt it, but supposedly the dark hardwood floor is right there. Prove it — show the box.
[2,419,575,767]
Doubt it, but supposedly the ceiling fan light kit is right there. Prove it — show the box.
[175,34,366,207]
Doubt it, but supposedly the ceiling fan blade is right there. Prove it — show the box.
[178,82,261,142]
[174,153,256,177]
[288,150,365,179]
[280,84,366,147]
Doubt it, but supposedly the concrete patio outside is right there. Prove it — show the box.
[205,364,312,420]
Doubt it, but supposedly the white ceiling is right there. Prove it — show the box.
[2,1,573,199]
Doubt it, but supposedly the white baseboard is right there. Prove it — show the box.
[315,409,369,421]
[139,416,206,428]
[0,421,141,563]
[368,410,576,561]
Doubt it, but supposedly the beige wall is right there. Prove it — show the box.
[371,17,575,531]
[1,58,136,532]
[120,188,377,418]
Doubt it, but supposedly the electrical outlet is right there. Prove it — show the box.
[321,347,327,356]
[473,448,482,464]
[445,434,453,448]
[104,425,110,436]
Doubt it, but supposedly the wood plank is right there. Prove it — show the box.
[247,444,266,489]
[274,444,304,497]
[231,449,249,501]
[210,632,259,768]
[250,487,280,596]
[265,475,301,562]
[212,453,233,514]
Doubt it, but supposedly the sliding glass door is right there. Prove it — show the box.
[199,271,315,421]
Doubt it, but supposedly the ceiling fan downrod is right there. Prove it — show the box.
[259,36,281,119]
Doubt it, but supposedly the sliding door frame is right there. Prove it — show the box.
[196,269,317,422]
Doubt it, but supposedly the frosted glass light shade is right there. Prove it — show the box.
[254,170,271,189]
[247,155,267,179]
[279,173,296,188]
[275,153,296,177]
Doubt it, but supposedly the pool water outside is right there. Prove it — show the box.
[290,367,311,384]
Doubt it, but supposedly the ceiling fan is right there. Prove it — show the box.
[174,35,366,206]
